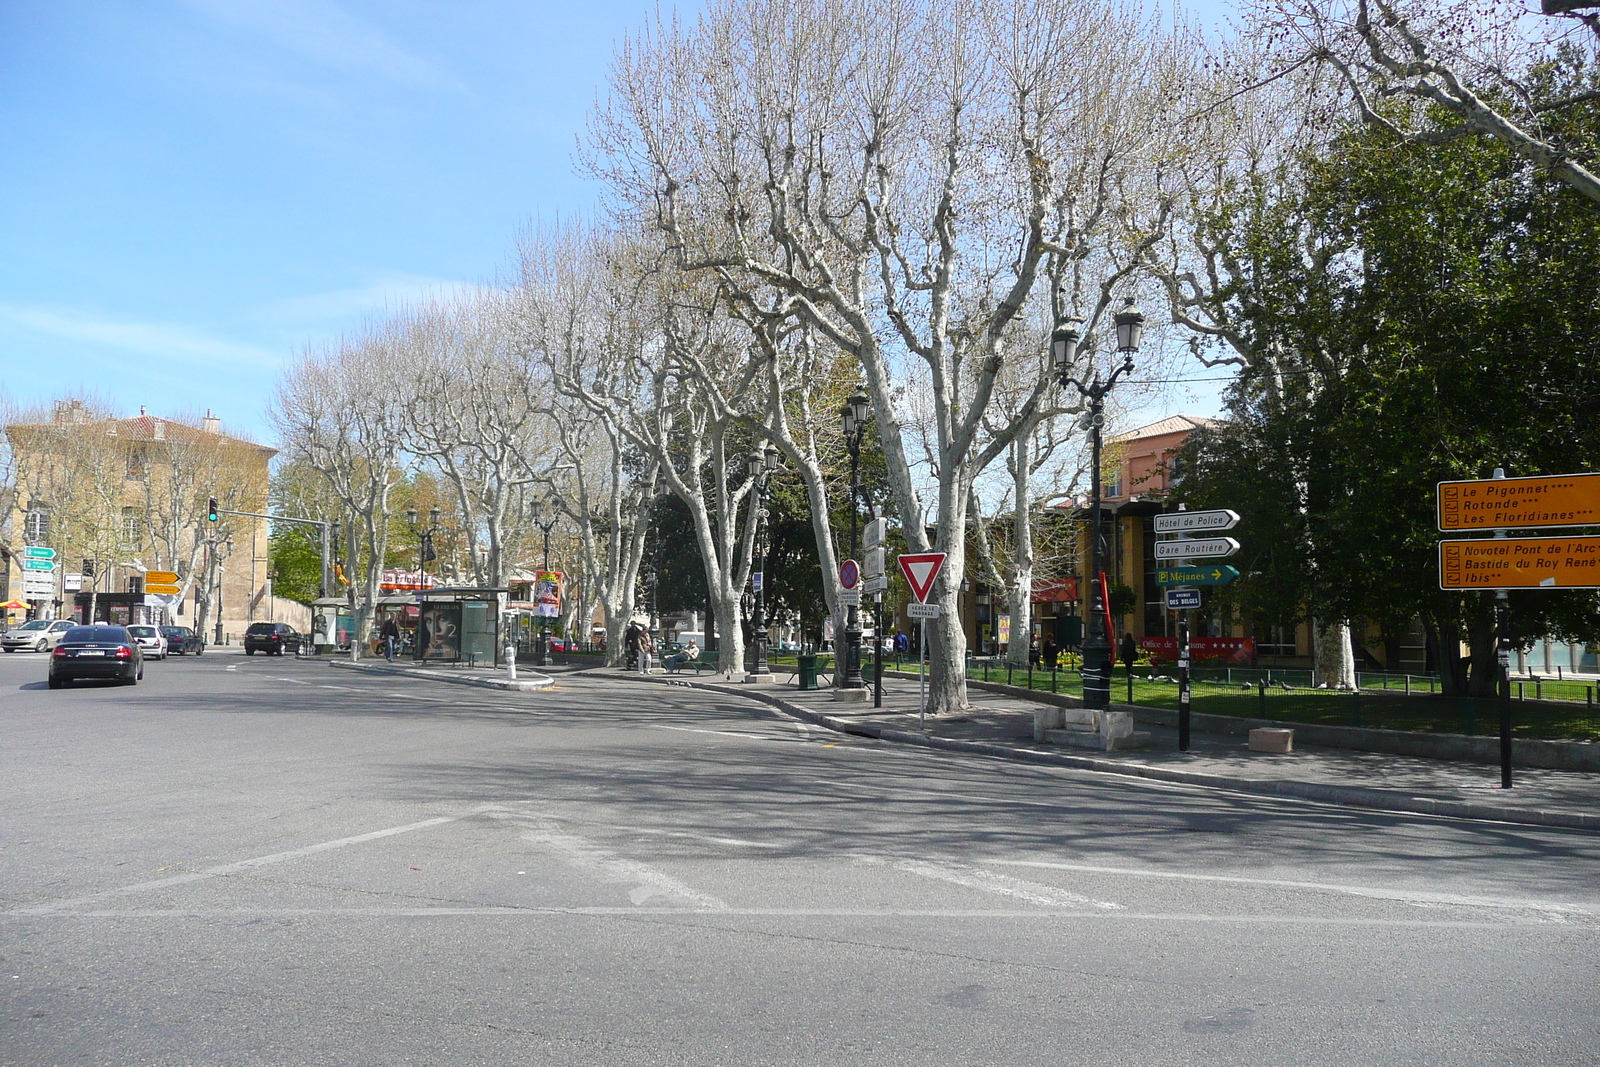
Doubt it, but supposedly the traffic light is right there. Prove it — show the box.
[207,497,219,522]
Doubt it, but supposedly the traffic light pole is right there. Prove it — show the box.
[213,507,334,598]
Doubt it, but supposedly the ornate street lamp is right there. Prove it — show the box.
[839,394,871,689]
[747,446,782,680]
[1054,296,1143,710]
[529,499,558,666]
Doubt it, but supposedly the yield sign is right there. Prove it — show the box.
[897,552,946,604]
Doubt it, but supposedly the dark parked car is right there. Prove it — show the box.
[244,622,301,656]
[48,625,144,688]
[160,626,205,655]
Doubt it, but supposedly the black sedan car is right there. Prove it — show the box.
[48,625,144,688]
[243,621,302,656]
[160,626,205,655]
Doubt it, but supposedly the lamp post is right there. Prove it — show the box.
[748,446,782,680]
[840,394,871,689]
[1053,296,1143,710]
[405,507,442,584]
[529,500,558,666]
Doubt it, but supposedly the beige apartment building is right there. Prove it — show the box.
[2,401,306,641]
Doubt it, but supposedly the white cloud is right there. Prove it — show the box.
[0,302,283,365]
[261,273,478,326]
[177,0,458,89]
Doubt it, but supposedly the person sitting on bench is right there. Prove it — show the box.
[666,639,701,673]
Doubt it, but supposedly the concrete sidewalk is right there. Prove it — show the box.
[618,667,1600,832]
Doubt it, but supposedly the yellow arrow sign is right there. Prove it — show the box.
[145,571,179,585]
[145,583,181,596]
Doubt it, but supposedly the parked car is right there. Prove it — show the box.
[244,622,302,656]
[2,619,75,653]
[48,625,144,687]
[160,626,205,655]
[126,624,168,660]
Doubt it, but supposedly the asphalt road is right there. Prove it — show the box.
[3,647,1598,1066]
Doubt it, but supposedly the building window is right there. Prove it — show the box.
[1257,624,1297,657]
[123,506,143,548]
[24,506,51,544]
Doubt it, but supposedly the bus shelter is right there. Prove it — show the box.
[311,598,355,653]
[414,587,508,667]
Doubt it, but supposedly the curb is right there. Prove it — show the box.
[328,658,555,691]
[611,671,1600,833]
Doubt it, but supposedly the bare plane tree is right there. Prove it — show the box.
[589,0,1187,713]
[273,329,410,658]
[1259,0,1600,203]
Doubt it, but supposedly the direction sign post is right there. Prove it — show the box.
[1164,588,1202,611]
[1155,565,1239,586]
[1438,536,1600,590]
[1153,510,1240,533]
[1153,537,1241,561]
[1438,472,1600,531]
[1430,468,1600,789]
[22,560,56,571]
[23,546,57,560]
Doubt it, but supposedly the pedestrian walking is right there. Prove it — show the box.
[380,614,400,662]
[1042,634,1058,672]
[625,622,641,671]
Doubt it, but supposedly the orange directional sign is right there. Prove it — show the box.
[145,584,181,596]
[1437,472,1600,531]
[145,571,179,585]
[1438,536,1600,589]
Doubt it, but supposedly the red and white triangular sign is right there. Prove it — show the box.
[897,552,946,604]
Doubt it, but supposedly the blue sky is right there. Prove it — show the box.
[1,0,1232,445]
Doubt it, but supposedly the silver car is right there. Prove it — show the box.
[2,619,75,653]
[126,625,169,660]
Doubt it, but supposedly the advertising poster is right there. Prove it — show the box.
[535,571,563,617]
[420,603,462,661]
[997,614,1011,645]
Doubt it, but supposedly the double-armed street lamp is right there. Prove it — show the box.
[840,393,871,690]
[748,446,782,679]
[1052,295,1144,710]
[529,499,559,666]
[405,507,442,580]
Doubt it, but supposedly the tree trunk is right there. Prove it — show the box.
[1311,617,1357,689]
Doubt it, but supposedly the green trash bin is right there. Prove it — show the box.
[797,653,819,691]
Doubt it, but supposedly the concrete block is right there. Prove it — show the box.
[832,687,871,702]
[1249,727,1294,753]
[1100,711,1134,744]
[1033,707,1065,742]
[743,672,776,685]
[1107,730,1152,751]
[1045,728,1105,750]
[1060,708,1099,729]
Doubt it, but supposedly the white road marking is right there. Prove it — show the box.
[4,907,1568,929]
[982,859,1595,919]
[520,830,729,910]
[646,723,769,741]
[622,826,784,849]
[873,857,1122,911]
[11,816,459,915]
